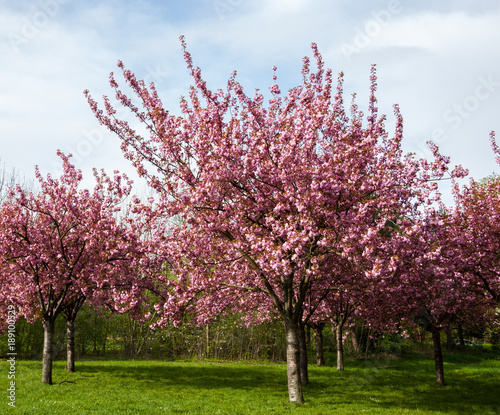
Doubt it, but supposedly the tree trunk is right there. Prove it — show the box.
[102,322,107,356]
[285,319,304,403]
[42,319,55,385]
[93,313,98,354]
[365,329,372,357]
[313,325,325,366]
[458,324,465,346]
[66,318,76,372]
[350,327,360,353]
[445,330,453,352]
[431,326,446,386]
[298,323,309,385]
[336,325,344,371]
[205,324,210,358]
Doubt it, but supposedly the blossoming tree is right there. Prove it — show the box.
[0,152,144,384]
[85,38,463,403]
[450,133,500,307]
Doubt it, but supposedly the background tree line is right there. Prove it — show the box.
[2,306,496,362]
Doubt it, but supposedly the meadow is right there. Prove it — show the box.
[2,350,499,414]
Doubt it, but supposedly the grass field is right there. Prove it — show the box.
[2,351,500,414]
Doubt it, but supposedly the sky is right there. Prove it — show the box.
[1,0,500,204]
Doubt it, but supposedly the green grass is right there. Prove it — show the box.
[2,351,500,414]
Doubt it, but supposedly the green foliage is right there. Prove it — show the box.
[1,308,290,362]
[155,314,287,361]
[0,317,66,359]
[3,351,499,414]
[3,310,495,364]
[376,333,412,356]
[484,325,500,351]
[478,172,500,186]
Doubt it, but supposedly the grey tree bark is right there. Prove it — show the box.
[298,323,309,385]
[336,325,344,371]
[312,323,325,366]
[431,325,446,386]
[63,297,85,373]
[285,318,304,403]
[66,318,76,372]
[42,319,55,384]
[350,326,360,354]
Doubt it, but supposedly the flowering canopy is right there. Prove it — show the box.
[85,37,467,402]
[0,151,144,327]
[450,133,500,307]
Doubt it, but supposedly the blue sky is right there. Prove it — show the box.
[1,0,500,203]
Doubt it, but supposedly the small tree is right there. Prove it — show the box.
[0,152,143,383]
[451,133,500,307]
[381,208,493,386]
[0,159,32,204]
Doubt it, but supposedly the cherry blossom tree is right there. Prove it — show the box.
[0,152,144,384]
[308,320,326,366]
[450,133,500,307]
[85,37,463,403]
[372,206,495,386]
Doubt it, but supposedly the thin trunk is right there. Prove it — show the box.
[365,329,371,356]
[66,318,76,372]
[102,322,107,356]
[80,334,86,356]
[336,325,344,371]
[298,323,309,385]
[445,330,453,352]
[93,313,98,354]
[42,319,55,385]
[431,326,446,386]
[313,325,325,366]
[350,327,360,353]
[458,324,465,347]
[206,324,210,358]
[285,319,304,403]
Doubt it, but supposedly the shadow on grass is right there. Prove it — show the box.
[308,352,500,414]
[39,351,500,413]
[76,360,287,392]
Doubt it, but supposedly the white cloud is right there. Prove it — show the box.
[0,0,499,203]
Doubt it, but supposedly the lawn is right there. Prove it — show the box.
[2,351,499,414]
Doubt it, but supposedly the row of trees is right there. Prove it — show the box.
[3,307,491,363]
[1,39,499,403]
